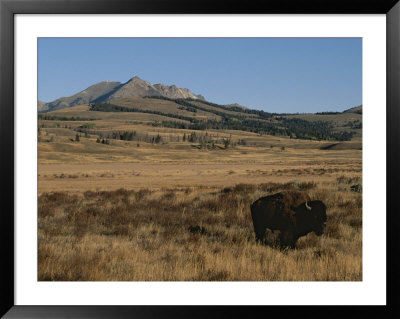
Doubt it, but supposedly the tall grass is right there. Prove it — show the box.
[38,181,362,281]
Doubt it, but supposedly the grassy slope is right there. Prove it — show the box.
[45,96,362,139]
[39,97,362,167]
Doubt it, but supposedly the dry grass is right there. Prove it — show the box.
[38,181,362,281]
[37,108,362,281]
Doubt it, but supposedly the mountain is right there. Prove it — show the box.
[38,101,48,112]
[43,81,121,111]
[40,76,205,112]
[152,83,202,100]
[95,76,205,102]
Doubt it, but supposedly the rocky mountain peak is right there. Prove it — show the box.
[39,75,205,112]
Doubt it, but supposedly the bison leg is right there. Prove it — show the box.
[253,224,266,244]
[279,231,296,249]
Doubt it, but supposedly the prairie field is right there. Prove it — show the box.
[38,103,362,281]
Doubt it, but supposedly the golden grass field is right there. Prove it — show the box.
[38,103,362,281]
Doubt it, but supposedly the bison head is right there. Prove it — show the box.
[295,200,327,236]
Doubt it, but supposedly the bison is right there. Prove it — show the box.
[250,190,327,248]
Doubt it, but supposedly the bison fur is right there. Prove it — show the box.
[250,191,327,248]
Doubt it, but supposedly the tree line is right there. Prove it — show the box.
[88,101,356,141]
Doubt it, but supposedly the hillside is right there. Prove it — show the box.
[89,97,361,141]
[284,106,362,140]
[343,105,362,114]
[39,95,362,144]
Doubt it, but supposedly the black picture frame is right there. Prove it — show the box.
[1,0,399,318]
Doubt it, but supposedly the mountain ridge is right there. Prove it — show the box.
[42,81,122,112]
[39,76,205,112]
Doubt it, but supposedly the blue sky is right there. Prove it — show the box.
[38,38,362,113]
